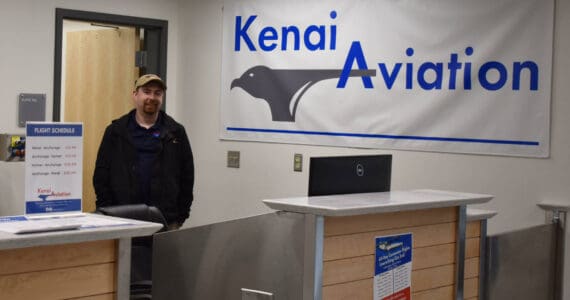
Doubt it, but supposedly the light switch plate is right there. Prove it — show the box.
[227,150,240,168]
[294,153,302,172]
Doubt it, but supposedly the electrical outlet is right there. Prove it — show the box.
[227,151,240,168]
[294,153,302,172]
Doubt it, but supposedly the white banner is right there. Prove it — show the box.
[220,0,553,157]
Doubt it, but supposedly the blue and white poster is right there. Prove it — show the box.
[220,0,553,157]
[25,123,83,214]
[374,233,413,300]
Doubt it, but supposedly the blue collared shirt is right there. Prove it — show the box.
[128,114,162,205]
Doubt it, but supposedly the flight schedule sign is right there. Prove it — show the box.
[25,123,83,214]
[374,233,413,300]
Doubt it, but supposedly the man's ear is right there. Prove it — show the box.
[131,90,137,103]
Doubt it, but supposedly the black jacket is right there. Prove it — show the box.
[93,110,194,224]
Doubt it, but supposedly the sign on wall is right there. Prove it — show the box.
[25,123,83,214]
[220,0,554,157]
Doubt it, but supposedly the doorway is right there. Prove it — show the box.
[53,8,168,212]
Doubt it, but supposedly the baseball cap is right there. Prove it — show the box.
[134,74,167,90]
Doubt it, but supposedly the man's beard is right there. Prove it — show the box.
[143,102,159,114]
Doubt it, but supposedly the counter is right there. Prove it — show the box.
[152,189,493,300]
[0,213,162,300]
[264,189,493,300]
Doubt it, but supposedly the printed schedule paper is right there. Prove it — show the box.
[25,122,83,214]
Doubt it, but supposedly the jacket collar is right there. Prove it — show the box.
[113,109,178,139]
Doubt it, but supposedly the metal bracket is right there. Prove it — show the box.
[135,50,148,68]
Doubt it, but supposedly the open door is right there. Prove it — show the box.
[63,24,139,212]
[54,9,168,213]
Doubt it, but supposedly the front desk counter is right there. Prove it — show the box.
[264,189,494,300]
[0,213,162,300]
[152,189,493,300]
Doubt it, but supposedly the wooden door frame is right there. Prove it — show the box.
[53,8,168,121]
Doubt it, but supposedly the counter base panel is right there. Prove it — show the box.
[322,208,482,300]
[0,239,117,299]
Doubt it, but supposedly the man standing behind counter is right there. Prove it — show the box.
[93,74,194,230]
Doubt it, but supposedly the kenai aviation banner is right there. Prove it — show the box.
[220,0,553,157]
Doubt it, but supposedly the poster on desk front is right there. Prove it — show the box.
[374,233,413,300]
[220,0,553,157]
[25,122,83,214]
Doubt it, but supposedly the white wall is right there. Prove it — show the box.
[0,0,569,297]
[178,0,570,233]
[0,0,180,214]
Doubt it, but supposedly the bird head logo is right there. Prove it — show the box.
[231,65,376,122]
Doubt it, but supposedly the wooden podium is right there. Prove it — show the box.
[0,214,161,299]
[263,189,493,300]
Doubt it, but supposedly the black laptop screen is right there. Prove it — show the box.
[308,154,392,196]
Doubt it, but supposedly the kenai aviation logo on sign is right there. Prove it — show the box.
[221,0,553,157]
[230,11,539,122]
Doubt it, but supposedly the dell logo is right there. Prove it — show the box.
[356,163,364,176]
